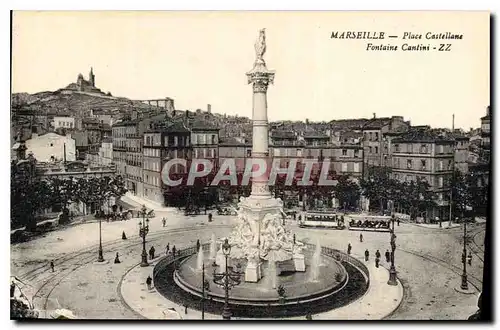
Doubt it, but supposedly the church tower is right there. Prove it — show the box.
[89,67,95,87]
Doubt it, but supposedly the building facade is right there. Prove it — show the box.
[25,132,76,162]
[389,129,455,220]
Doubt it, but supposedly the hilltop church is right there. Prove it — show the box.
[59,67,106,95]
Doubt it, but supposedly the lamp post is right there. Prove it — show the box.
[212,238,243,320]
[387,214,398,286]
[139,205,149,267]
[201,263,210,320]
[97,215,104,262]
[460,211,469,290]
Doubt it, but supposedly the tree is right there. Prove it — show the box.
[46,177,78,215]
[74,176,124,215]
[11,158,51,231]
[360,166,396,214]
[450,170,473,220]
[399,178,436,220]
[332,175,360,211]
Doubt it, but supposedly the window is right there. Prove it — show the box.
[247,149,252,157]
[354,149,359,157]
[394,144,400,152]
[374,146,378,154]
[342,149,347,156]
[439,177,444,187]
[274,149,280,157]
[354,163,360,173]
[375,132,379,141]
[211,135,216,144]
[407,159,412,169]
[439,160,443,170]
[439,145,444,154]
[421,160,427,170]
[438,193,443,201]
[408,144,413,153]
[297,149,302,157]
[369,146,373,154]
[342,163,348,172]
[192,134,197,145]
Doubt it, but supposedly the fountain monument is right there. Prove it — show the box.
[227,28,306,282]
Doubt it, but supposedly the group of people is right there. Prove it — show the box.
[346,233,393,269]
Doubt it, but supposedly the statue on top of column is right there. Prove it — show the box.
[254,28,266,62]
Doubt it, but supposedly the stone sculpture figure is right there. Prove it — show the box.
[255,28,266,61]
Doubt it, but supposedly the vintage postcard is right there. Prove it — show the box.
[10,11,490,321]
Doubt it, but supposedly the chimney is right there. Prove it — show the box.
[207,104,212,113]
[373,113,376,119]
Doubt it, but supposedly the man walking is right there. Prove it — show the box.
[359,233,363,243]
[50,261,55,272]
[397,218,400,226]
[149,246,156,260]
[166,243,170,255]
[364,249,369,262]
[162,217,166,227]
[385,249,391,263]
[114,252,121,264]
[347,243,352,255]
[196,239,201,251]
[146,275,152,290]
[375,249,381,260]
[468,252,472,266]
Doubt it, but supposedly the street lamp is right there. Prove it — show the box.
[460,212,469,290]
[201,263,210,320]
[97,211,104,262]
[139,204,150,267]
[387,214,398,286]
[212,238,243,320]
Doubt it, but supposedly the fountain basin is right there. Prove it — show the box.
[173,249,346,306]
[153,243,370,318]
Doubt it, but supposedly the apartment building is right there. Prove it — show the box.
[389,129,455,220]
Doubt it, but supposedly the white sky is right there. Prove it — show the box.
[12,11,490,129]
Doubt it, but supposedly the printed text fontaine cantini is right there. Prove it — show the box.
[331,31,463,51]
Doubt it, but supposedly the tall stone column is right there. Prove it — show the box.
[246,62,274,199]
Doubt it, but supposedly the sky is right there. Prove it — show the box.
[11,11,490,129]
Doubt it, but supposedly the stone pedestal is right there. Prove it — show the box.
[293,253,306,272]
[245,258,263,282]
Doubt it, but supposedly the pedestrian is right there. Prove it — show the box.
[468,253,472,266]
[347,243,352,255]
[119,206,123,213]
[10,281,15,298]
[385,249,390,263]
[162,217,166,227]
[306,313,312,320]
[122,231,127,240]
[364,249,369,262]
[146,275,152,290]
[359,233,363,243]
[114,252,121,264]
[375,249,381,260]
[397,218,400,226]
[196,239,201,251]
[149,246,156,260]
[172,245,177,257]
[375,257,380,268]
[166,243,170,255]
[208,213,213,222]
[50,261,55,272]
[184,304,188,314]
